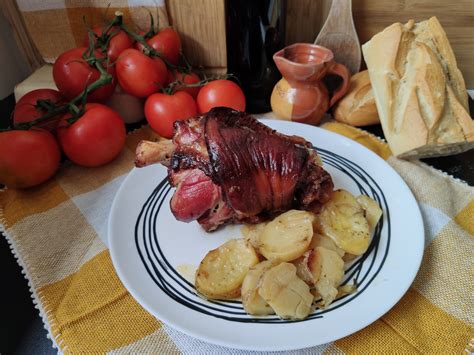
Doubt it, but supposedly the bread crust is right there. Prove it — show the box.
[333,70,380,126]
[362,17,474,159]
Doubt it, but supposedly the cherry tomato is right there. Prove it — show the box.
[145,91,197,138]
[136,28,181,65]
[197,80,246,113]
[0,129,60,188]
[84,26,133,62]
[13,89,64,132]
[167,71,201,98]
[57,104,126,167]
[53,47,116,102]
[116,48,167,98]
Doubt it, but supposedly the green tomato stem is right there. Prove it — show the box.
[143,11,157,39]
[35,99,57,112]
[9,12,188,131]
[13,61,112,130]
[163,73,236,94]
[119,21,176,69]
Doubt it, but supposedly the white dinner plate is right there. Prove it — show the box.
[108,120,424,351]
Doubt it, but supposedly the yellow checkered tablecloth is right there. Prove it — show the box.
[1,122,473,353]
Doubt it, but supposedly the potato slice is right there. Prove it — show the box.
[241,223,267,250]
[195,239,259,299]
[342,253,357,263]
[293,250,314,285]
[316,189,370,255]
[337,283,357,298]
[294,244,345,294]
[310,233,345,258]
[258,210,314,261]
[357,195,383,231]
[258,262,313,320]
[310,247,345,307]
[241,260,276,315]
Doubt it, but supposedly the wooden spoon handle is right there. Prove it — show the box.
[314,0,361,74]
[319,0,354,35]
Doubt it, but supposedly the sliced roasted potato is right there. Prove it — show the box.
[241,223,267,250]
[241,260,276,315]
[357,195,383,231]
[195,239,259,299]
[258,210,314,261]
[310,233,345,258]
[342,253,357,263]
[337,283,357,298]
[310,247,345,307]
[258,262,313,320]
[316,189,370,255]
[293,250,314,285]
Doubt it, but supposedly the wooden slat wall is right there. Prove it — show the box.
[286,0,474,87]
[285,0,331,44]
[167,0,473,86]
[1,0,43,71]
[166,0,227,75]
[6,0,473,85]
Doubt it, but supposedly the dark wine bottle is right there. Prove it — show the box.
[225,0,286,113]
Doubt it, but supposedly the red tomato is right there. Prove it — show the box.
[13,89,64,131]
[197,80,246,113]
[116,48,167,98]
[84,26,133,62]
[136,28,181,65]
[0,129,60,188]
[57,104,126,167]
[168,71,201,99]
[53,47,116,102]
[165,70,176,86]
[145,91,197,138]
[133,30,147,52]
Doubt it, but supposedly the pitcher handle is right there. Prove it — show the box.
[326,62,350,107]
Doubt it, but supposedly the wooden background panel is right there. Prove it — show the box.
[286,0,474,87]
[352,0,474,87]
[166,0,226,74]
[285,0,331,44]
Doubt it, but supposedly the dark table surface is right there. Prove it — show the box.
[0,94,472,354]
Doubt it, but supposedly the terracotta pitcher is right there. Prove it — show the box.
[271,43,350,125]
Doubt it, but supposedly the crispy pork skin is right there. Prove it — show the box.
[136,107,333,231]
[205,113,309,217]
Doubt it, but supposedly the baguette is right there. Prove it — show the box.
[362,17,474,159]
[333,70,380,127]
